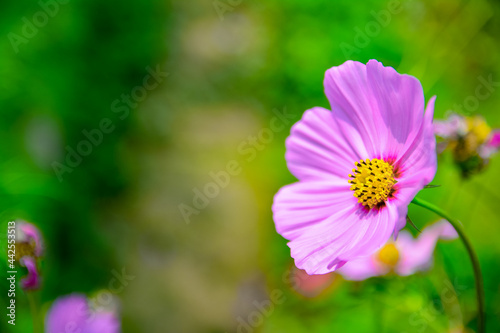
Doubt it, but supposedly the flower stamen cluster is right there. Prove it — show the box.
[348,158,396,209]
[377,243,399,267]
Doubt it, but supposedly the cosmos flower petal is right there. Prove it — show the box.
[274,180,398,274]
[390,97,437,236]
[365,59,427,160]
[285,107,361,180]
[294,203,397,275]
[273,180,354,241]
[83,312,121,333]
[46,294,89,333]
[396,221,458,276]
[324,60,379,157]
[336,201,399,261]
[336,255,388,281]
[324,60,427,161]
[396,96,437,185]
[391,187,413,239]
[19,256,40,290]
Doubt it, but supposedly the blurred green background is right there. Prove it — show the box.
[1,0,500,332]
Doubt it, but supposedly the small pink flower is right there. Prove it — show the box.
[434,114,468,139]
[289,265,337,298]
[273,60,437,274]
[337,221,457,280]
[434,113,500,176]
[45,294,121,333]
[488,130,500,147]
[16,221,44,291]
[19,257,41,290]
[16,220,44,258]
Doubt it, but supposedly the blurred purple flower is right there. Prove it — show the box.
[19,256,40,290]
[289,265,337,298]
[45,294,121,333]
[16,220,44,258]
[15,220,44,291]
[337,220,457,280]
[479,129,500,158]
[272,60,437,274]
[434,114,468,140]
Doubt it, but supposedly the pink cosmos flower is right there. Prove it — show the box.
[45,294,121,333]
[272,60,437,274]
[337,220,457,280]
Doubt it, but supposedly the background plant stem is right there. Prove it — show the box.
[411,196,485,333]
[27,292,41,333]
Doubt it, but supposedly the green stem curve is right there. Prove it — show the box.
[411,196,485,333]
[27,292,41,333]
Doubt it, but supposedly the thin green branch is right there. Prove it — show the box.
[27,292,41,333]
[411,196,485,333]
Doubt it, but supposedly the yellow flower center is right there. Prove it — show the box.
[377,243,400,267]
[15,241,36,262]
[348,158,396,209]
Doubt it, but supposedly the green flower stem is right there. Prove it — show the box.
[27,292,41,333]
[411,196,485,333]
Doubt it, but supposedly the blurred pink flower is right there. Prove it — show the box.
[19,256,41,290]
[434,114,468,140]
[15,221,44,291]
[337,220,457,280]
[16,220,44,258]
[45,294,120,333]
[273,60,437,274]
[479,129,500,158]
[289,265,337,298]
[434,113,500,176]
